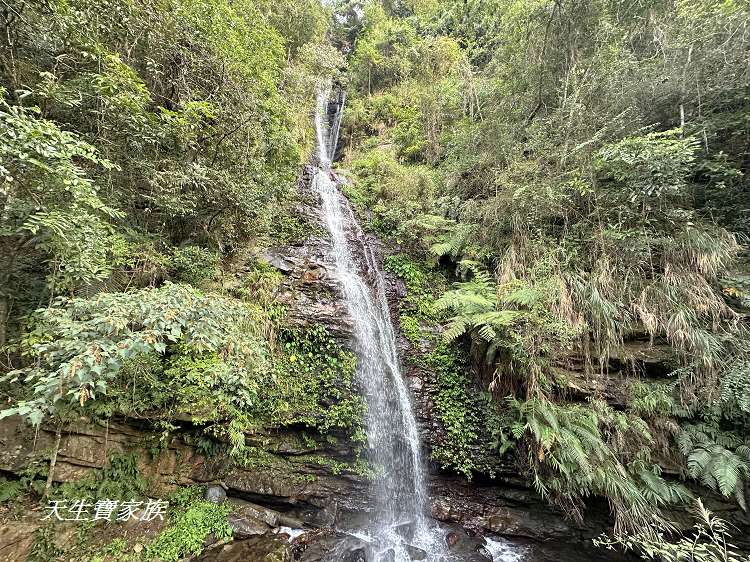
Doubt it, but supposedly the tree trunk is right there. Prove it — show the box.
[0,293,7,349]
[43,426,62,499]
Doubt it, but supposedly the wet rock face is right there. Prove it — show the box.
[404,544,427,560]
[0,416,199,486]
[445,532,461,548]
[194,535,291,562]
[341,548,367,562]
[262,240,354,343]
[431,495,573,541]
[427,477,601,542]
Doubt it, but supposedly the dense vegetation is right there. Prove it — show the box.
[0,0,365,475]
[2,0,750,559]
[335,0,750,552]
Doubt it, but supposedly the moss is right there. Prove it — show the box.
[233,446,292,470]
[269,325,366,437]
[386,253,500,479]
[293,454,376,478]
[399,314,423,345]
[425,343,501,479]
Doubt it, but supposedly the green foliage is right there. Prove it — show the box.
[26,526,64,562]
[385,253,498,477]
[0,0,333,350]
[144,489,232,561]
[434,264,514,343]
[55,452,149,504]
[272,325,365,434]
[427,343,501,478]
[340,0,750,542]
[596,130,699,201]
[626,381,681,418]
[88,538,129,562]
[14,458,50,498]
[435,261,580,393]
[350,3,419,93]
[1,0,749,549]
[507,397,688,528]
[677,424,750,509]
[718,336,750,416]
[0,97,121,295]
[399,314,422,345]
[596,499,750,562]
[169,246,220,285]
[0,476,23,503]
[348,148,437,242]
[1,283,266,425]
[384,254,439,320]
[347,92,429,161]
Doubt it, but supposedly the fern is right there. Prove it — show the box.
[505,397,683,527]
[596,499,750,561]
[680,424,750,509]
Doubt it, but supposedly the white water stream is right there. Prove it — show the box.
[312,87,530,562]
[312,89,450,561]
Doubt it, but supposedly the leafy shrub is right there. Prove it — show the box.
[384,254,439,320]
[627,381,681,418]
[0,97,122,294]
[145,498,231,561]
[349,149,437,242]
[169,246,220,285]
[596,130,699,201]
[1,283,266,425]
[596,499,750,562]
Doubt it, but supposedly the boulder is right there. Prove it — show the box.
[380,548,396,562]
[393,520,415,541]
[227,500,282,527]
[445,531,461,548]
[341,547,367,562]
[227,514,270,540]
[205,485,227,504]
[482,507,572,541]
[405,544,427,560]
[0,521,39,562]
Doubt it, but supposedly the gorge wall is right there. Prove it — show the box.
[1,158,619,562]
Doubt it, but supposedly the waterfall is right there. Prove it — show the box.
[312,88,449,561]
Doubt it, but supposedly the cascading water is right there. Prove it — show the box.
[313,88,449,561]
